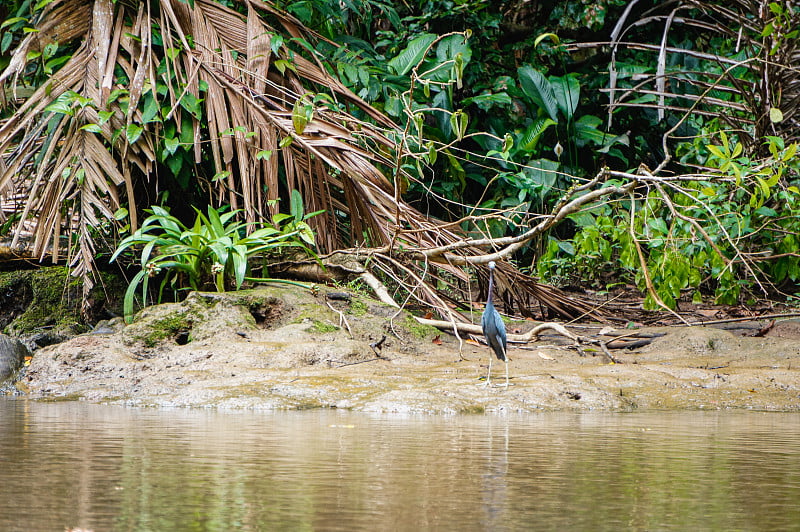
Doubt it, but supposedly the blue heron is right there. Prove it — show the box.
[481,261,508,387]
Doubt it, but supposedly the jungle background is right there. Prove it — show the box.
[0,0,798,329]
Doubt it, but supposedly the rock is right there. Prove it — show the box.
[89,317,126,335]
[0,266,125,341]
[0,334,30,383]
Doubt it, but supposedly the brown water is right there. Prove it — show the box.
[1,400,799,531]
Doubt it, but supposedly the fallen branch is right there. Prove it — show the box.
[359,271,400,308]
[414,317,580,344]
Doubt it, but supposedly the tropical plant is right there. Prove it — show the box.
[110,197,319,322]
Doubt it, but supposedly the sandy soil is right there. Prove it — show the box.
[15,287,800,413]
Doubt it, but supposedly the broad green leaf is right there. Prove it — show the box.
[164,136,180,155]
[521,159,559,196]
[519,117,556,151]
[45,92,76,115]
[179,92,202,119]
[165,153,183,175]
[80,123,102,133]
[706,144,726,159]
[782,142,797,162]
[142,93,160,123]
[274,59,297,74]
[291,189,304,222]
[233,245,248,288]
[574,115,608,145]
[550,75,580,121]
[518,65,559,121]
[123,270,148,323]
[206,205,225,236]
[388,33,436,75]
[126,123,143,144]
[765,170,781,187]
[107,88,128,104]
[755,176,770,198]
[647,218,668,234]
[461,92,512,111]
[1,17,27,29]
[436,34,472,65]
[45,55,70,75]
[1,32,13,54]
[97,110,114,124]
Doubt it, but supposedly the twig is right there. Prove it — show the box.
[598,340,622,364]
[326,300,353,338]
[334,357,381,368]
[377,253,468,359]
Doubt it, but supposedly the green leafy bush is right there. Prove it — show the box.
[111,196,320,322]
[538,134,800,309]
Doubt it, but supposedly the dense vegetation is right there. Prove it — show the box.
[0,0,798,319]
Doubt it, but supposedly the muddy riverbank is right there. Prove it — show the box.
[12,286,800,413]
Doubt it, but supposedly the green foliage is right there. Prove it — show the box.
[7,0,800,314]
[539,133,800,308]
[111,201,320,323]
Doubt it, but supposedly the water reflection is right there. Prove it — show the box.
[1,400,799,531]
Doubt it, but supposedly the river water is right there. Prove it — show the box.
[1,400,799,531]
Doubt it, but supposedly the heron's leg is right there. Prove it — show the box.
[478,352,493,386]
[496,347,510,388]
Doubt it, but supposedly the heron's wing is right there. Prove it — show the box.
[494,312,507,348]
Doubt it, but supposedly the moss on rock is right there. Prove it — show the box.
[0,266,124,338]
[403,315,439,340]
[307,319,339,334]
[138,314,194,348]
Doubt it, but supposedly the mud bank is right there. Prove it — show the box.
[14,286,800,413]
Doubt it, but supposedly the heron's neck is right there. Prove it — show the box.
[487,269,495,306]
